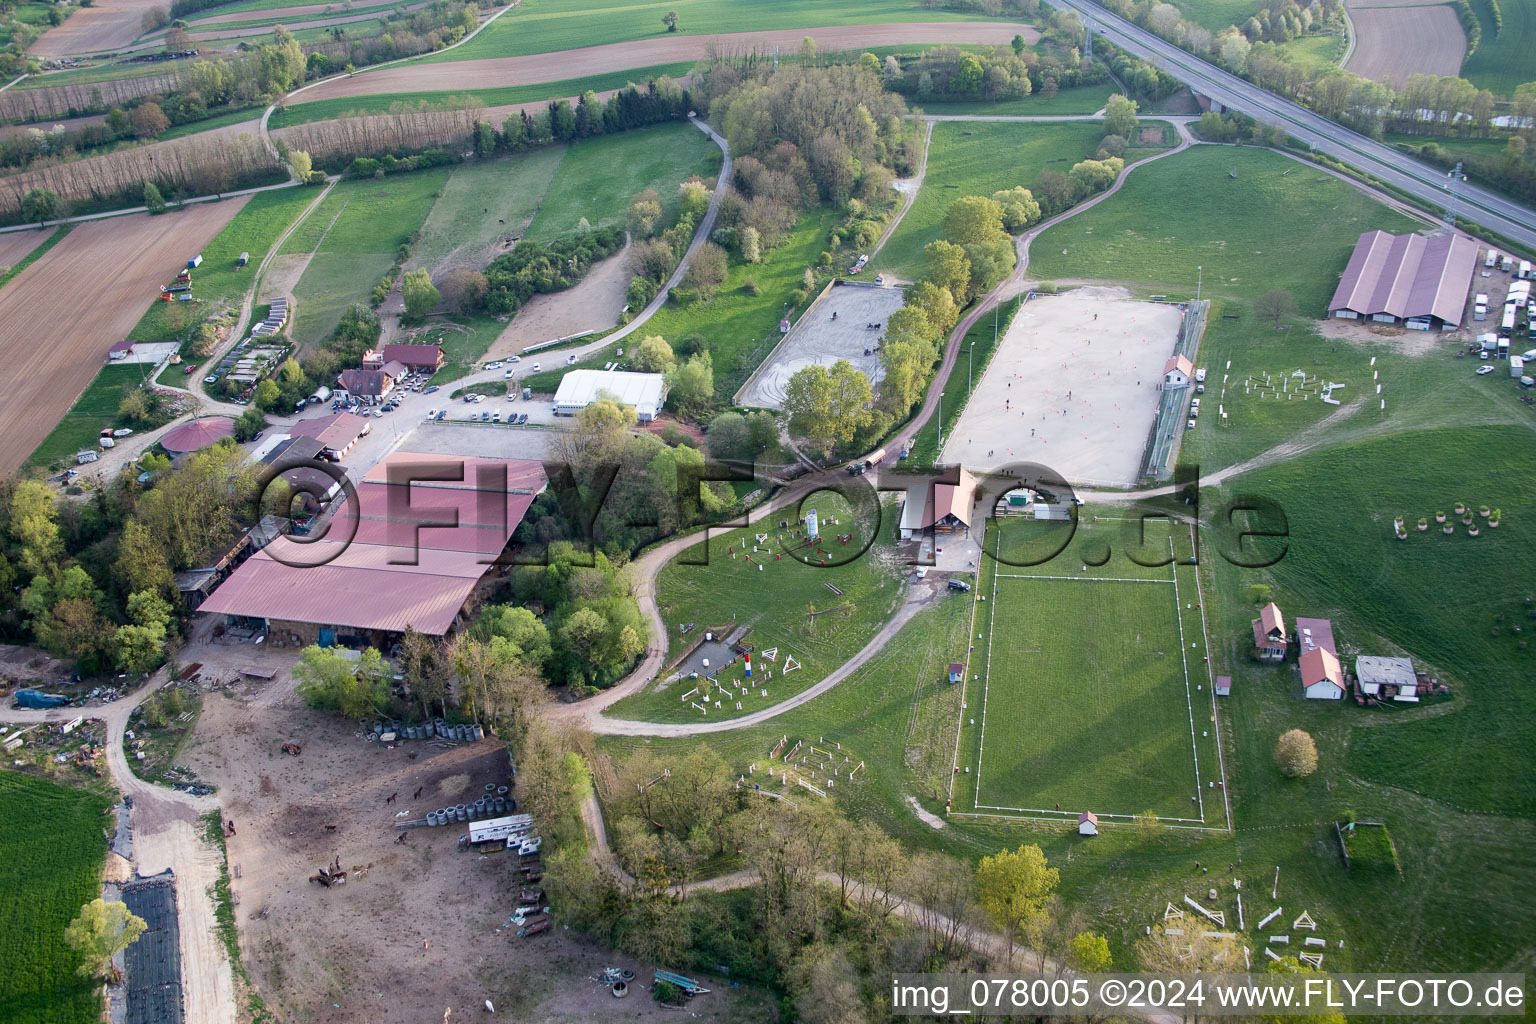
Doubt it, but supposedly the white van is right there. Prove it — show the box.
[1521,261,1533,280]
[1474,294,1489,320]
[1502,306,1517,331]
[1501,255,1515,272]
[1487,249,1499,268]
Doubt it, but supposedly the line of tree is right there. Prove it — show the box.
[0,129,279,220]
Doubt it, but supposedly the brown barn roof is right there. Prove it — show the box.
[1329,230,1479,324]
[338,368,393,396]
[161,416,234,454]
[1251,601,1287,646]
[289,412,367,451]
[381,344,444,368]
[1300,646,1344,691]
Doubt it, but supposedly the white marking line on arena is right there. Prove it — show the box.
[993,574,1174,583]
[952,810,1227,833]
[945,529,988,810]
[972,527,1004,809]
[1187,521,1234,832]
[1168,536,1205,823]
[975,803,1202,823]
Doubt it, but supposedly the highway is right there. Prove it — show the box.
[1055,0,1536,250]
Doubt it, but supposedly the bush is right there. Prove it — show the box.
[1274,729,1318,778]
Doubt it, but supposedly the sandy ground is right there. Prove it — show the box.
[177,641,760,1024]
[484,246,630,359]
[0,199,249,474]
[736,282,905,408]
[298,22,1040,103]
[939,288,1183,487]
[1344,3,1464,84]
[0,228,47,269]
[29,0,167,55]
[260,252,314,304]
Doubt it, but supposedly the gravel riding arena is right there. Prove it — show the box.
[940,289,1183,487]
[735,282,906,409]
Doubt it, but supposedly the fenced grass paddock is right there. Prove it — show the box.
[958,513,1223,826]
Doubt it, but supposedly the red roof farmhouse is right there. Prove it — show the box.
[1328,231,1479,329]
[1251,601,1288,662]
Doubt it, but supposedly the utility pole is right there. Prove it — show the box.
[1196,265,1202,304]
[937,393,944,448]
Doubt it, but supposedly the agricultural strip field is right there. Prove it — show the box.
[1462,0,1536,94]
[603,493,905,725]
[952,514,1225,825]
[298,23,1039,103]
[28,0,164,54]
[524,122,722,242]
[0,771,113,1024]
[874,121,1166,282]
[0,228,52,276]
[0,201,247,474]
[268,63,696,130]
[409,147,567,273]
[26,363,155,470]
[281,171,447,347]
[1027,145,1424,312]
[414,0,1008,64]
[1343,2,1465,84]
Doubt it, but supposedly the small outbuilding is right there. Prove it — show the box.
[1251,601,1288,662]
[1355,655,1417,700]
[948,662,964,684]
[1163,354,1194,389]
[1215,675,1232,696]
[1299,646,1345,700]
[161,416,235,458]
[1078,811,1099,836]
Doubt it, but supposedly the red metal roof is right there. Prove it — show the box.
[918,467,978,528]
[161,416,235,454]
[1215,675,1232,694]
[1163,354,1193,376]
[1251,601,1286,647]
[289,412,367,451]
[1299,646,1343,691]
[381,344,444,367]
[199,452,546,635]
[1329,230,1479,324]
[1294,616,1336,656]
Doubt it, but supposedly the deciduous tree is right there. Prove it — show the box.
[64,899,146,984]
[1274,728,1318,778]
[783,359,872,455]
[401,268,440,318]
[1255,287,1297,325]
[976,843,1059,965]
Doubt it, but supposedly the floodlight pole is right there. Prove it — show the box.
[1197,265,1202,304]
[938,393,944,448]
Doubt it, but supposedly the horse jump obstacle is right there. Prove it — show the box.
[1256,907,1282,930]
[1183,895,1226,927]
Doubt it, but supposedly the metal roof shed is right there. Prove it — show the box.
[553,369,668,421]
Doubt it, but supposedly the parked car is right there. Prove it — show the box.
[183,365,196,375]
[517,413,528,425]
[1187,418,1197,429]
[1195,384,1205,394]
[204,375,218,383]
[505,369,514,378]
[1477,365,1496,375]
[530,363,540,372]
[1190,398,1200,409]
[566,354,578,365]
[492,411,502,422]
[1194,367,1207,383]
[509,355,520,363]
[947,579,971,592]
[423,385,440,394]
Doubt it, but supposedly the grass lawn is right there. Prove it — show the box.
[128,189,317,354]
[874,121,1117,281]
[268,63,698,130]
[917,81,1116,117]
[409,0,989,64]
[156,106,265,142]
[602,493,905,724]
[1277,32,1345,76]
[524,122,721,242]
[282,170,448,346]
[1463,0,1536,95]
[1028,145,1424,312]
[410,147,567,273]
[952,514,1222,824]
[26,363,156,469]
[0,771,112,1024]
[1163,0,1261,32]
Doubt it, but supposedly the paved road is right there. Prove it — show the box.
[1055,0,1536,247]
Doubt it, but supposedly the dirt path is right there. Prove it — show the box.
[0,200,249,474]
[485,240,631,359]
[869,118,933,265]
[296,23,1041,104]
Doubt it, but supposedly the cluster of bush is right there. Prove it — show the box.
[481,227,625,316]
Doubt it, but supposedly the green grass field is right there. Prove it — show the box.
[126,189,317,362]
[1164,0,1262,32]
[524,122,721,242]
[409,146,567,272]
[26,363,156,469]
[955,515,1220,824]
[1028,145,1424,312]
[282,170,448,345]
[1463,0,1536,95]
[0,771,112,1024]
[873,121,1170,281]
[602,493,904,724]
[409,0,986,64]
[1277,32,1345,76]
[268,63,698,130]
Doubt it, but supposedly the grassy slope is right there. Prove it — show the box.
[916,81,1116,116]
[27,363,154,469]
[411,0,988,64]
[1164,0,1260,32]
[282,170,447,346]
[409,146,567,272]
[1028,145,1423,312]
[524,122,721,242]
[268,63,698,129]
[1462,0,1536,95]
[875,121,1112,281]
[603,494,903,724]
[0,772,112,1024]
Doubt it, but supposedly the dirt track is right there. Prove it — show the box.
[1344,2,1463,84]
[485,244,631,359]
[298,22,1040,103]
[29,0,166,55]
[0,199,248,474]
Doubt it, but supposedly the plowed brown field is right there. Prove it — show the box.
[0,200,248,473]
[1345,2,1464,84]
[298,22,1039,102]
[0,229,47,270]
[29,0,167,56]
